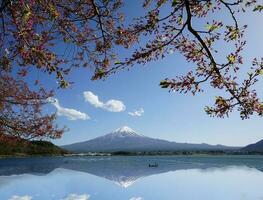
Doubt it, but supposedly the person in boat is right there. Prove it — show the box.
[149,163,158,167]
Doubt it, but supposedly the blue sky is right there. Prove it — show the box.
[39,2,263,146]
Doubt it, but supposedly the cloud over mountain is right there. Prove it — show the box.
[83,91,125,112]
[48,98,90,120]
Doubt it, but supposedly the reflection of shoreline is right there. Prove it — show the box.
[0,156,263,187]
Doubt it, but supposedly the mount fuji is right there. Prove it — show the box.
[62,126,238,153]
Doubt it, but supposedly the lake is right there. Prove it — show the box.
[0,155,263,200]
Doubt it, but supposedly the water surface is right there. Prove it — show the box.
[0,155,263,200]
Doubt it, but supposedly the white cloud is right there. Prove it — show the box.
[63,194,90,200]
[9,195,32,200]
[83,91,104,108]
[83,91,126,112]
[104,99,126,112]
[128,108,144,117]
[48,98,90,120]
[129,197,143,200]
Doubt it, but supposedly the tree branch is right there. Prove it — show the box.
[184,0,243,106]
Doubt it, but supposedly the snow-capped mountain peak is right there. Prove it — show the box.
[114,126,135,133]
[111,126,142,137]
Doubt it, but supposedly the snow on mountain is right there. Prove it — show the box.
[108,126,144,138]
[115,126,135,133]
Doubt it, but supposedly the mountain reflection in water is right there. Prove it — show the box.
[0,155,263,200]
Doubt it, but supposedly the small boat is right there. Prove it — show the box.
[148,163,158,167]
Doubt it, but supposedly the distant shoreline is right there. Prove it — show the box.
[66,151,263,156]
[0,154,66,159]
[1,150,263,159]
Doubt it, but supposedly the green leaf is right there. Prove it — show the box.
[60,80,69,88]
[160,80,170,88]
[205,24,219,32]
[178,16,183,25]
[114,61,122,65]
[227,55,236,64]
[253,5,263,12]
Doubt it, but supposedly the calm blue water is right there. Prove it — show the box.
[0,155,263,200]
